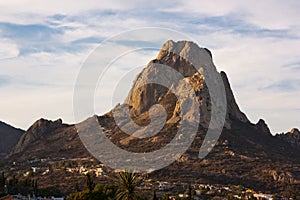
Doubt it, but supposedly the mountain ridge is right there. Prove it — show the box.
[0,120,24,158]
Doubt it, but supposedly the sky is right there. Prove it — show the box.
[0,0,299,134]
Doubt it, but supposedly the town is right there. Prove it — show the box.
[0,158,294,200]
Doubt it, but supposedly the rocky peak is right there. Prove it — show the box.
[290,128,300,135]
[125,40,249,129]
[255,119,271,135]
[11,118,65,154]
[27,118,63,139]
[276,128,300,146]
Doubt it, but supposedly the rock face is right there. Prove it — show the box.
[125,40,248,129]
[220,72,249,124]
[10,118,89,160]
[255,119,271,135]
[0,121,24,158]
[276,128,300,146]
[270,170,295,184]
[12,118,65,154]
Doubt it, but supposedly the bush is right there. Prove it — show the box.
[67,183,116,200]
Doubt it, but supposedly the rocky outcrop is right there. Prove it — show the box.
[125,40,248,129]
[255,119,271,135]
[276,128,300,146]
[270,170,295,184]
[220,72,249,124]
[0,121,24,158]
[9,118,90,161]
[11,118,66,154]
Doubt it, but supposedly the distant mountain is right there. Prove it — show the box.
[0,121,24,158]
[9,118,90,160]
[4,40,300,195]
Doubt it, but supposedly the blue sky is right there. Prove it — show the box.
[0,0,299,133]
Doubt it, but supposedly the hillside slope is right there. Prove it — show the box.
[0,121,24,158]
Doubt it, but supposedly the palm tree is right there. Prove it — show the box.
[114,170,142,200]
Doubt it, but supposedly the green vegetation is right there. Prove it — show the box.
[114,170,142,200]
[85,173,94,192]
[151,190,158,200]
[0,172,37,195]
[0,172,63,197]
[68,171,144,200]
[67,183,116,200]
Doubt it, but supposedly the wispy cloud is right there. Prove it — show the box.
[0,38,19,59]
[0,75,10,87]
[261,79,300,91]
[282,61,300,70]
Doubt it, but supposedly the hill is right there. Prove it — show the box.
[0,121,24,158]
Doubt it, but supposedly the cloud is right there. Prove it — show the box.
[0,38,19,59]
[261,79,300,91]
[0,0,130,24]
[0,85,75,130]
[283,61,300,70]
[0,75,10,87]
[162,0,300,30]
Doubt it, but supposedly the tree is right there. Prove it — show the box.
[162,193,170,200]
[185,184,192,200]
[85,173,94,192]
[33,179,38,193]
[0,172,5,188]
[114,170,142,200]
[152,190,158,200]
[67,183,117,200]
[75,183,80,192]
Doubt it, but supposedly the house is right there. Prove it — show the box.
[253,193,273,200]
[31,167,41,173]
[95,168,103,177]
[178,194,189,198]
[158,182,174,191]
